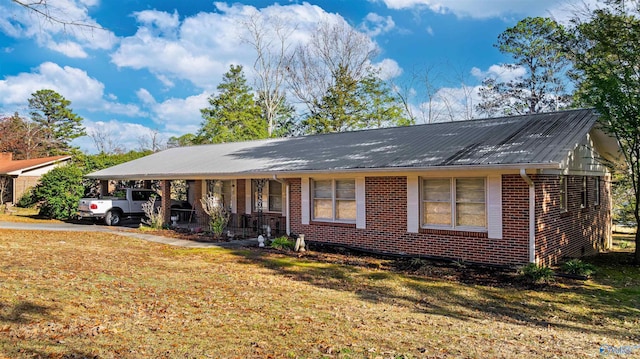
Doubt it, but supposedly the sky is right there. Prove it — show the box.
[0,0,588,153]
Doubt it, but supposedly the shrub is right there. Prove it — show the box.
[32,164,84,220]
[200,193,230,237]
[518,263,554,284]
[561,259,596,277]
[270,236,295,250]
[17,188,36,208]
[141,197,164,229]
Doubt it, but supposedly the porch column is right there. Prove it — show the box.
[193,180,206,226]
[161,180,171,225]
[99,180,109,196]
[143,180,152,189]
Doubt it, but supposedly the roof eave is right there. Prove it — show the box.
[86,162,562,181]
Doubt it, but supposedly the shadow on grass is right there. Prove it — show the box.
[0,301,54,323]
[229,247,640,340]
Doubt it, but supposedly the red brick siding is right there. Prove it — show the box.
[288,175,610,266]
[535,175,611,266]
[291,176,529,265]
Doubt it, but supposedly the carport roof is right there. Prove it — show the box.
[87,109,619,180]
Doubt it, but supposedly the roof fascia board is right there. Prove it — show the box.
[86,162,561,181]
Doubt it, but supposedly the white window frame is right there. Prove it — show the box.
[581,176,588,209]
[559,175,568,212]
[421,177,487,231]
[311,178,356,223]
[594,176,600,206]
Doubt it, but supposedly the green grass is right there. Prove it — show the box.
[0,228,639,358]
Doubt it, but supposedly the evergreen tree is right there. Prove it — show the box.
[561,1,640,263]
[28,89,86,155]
[303,65,411,134]
[477,17,571,117]
[198,65,267,143]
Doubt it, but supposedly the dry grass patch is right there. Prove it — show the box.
[0,229,639,358]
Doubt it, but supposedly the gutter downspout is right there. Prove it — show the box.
[272,175,290,235]
[520,169,536,264]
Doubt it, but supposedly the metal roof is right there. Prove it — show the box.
[87,109,611,180]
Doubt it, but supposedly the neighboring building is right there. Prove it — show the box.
[87,109,621,266]
[0,152,72,204]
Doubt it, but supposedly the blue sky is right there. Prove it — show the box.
[0,0,584,153]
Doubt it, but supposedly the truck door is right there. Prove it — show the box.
[131,190,154,215]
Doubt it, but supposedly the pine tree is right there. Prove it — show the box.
[198,65,267,143]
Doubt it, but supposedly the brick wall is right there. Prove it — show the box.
[535,174,611,266]
[290,176,529,265]
[289,175,610,266]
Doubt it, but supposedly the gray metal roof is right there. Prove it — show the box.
[87,109,612,180]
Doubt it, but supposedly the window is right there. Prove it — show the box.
[594,177,600,206]
[581,176,588,209]
[559,175,567,212]
[312,179,356,222]
[207,180,233,210]
[268,180,283,212]
[132,190,154,201]
[252,179,282,212]
[422,178,486,229]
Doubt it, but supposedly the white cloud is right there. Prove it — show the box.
[75,118,167,154]
[471,64,526,83]
[373,58,403,80]
[0,62,143,118]
[379,0,584,19]
[110,2,367,91]
[134,10,180,30]
[135,90,209,134]
[0,0,117,56]
[48,41,88,58]
[360,12,395,37]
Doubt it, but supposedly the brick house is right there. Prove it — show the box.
[87,109,621,266]
[0,152,72,204]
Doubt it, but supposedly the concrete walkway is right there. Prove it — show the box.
[0,220,257,249]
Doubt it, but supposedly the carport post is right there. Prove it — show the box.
[161,180,172,225]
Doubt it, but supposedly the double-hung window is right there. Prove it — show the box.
[422,177,486,229]
[312,179,356,222]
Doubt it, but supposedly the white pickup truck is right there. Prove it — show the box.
[77,188,160,226]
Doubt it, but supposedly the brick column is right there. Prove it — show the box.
[161,180,171,225]
[99,180,109,196]
[143,180,152,189]
[192,180,206,226]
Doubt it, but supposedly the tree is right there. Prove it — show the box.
[561,1,640,263]
[242,11,294,137]
[476,17,572,117]
[28,89,85,155]
[32,164,84,220]
[10,0,102,30]
[286,20,378,119]
[303,65,410,134]
[167,133,198,148]
[198,65,267,144]
[0,113,47,160]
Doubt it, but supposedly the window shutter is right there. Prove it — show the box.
[245,180,251,215]
[356,177,366,229]
[301,177,310,225]
[487,175,502,239]
[407,175,419,233]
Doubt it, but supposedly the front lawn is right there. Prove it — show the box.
[0,229,639,358]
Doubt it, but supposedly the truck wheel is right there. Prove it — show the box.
[105,210,121,226]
